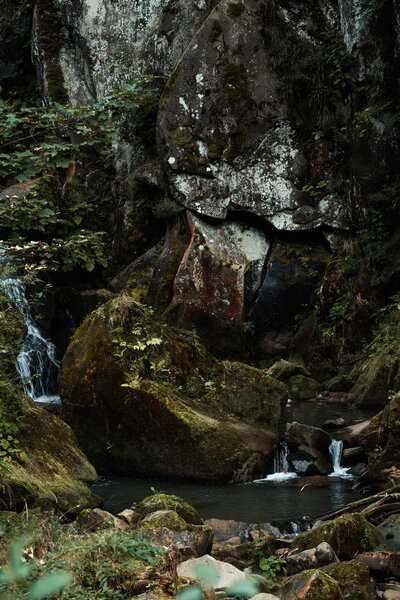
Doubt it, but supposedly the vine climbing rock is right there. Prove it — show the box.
[59,296,288,481]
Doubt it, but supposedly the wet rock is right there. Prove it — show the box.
[286,422,331,455]
[288,446,331,475]
[277,569,344,600]
[292,513,383,559]
[60,297,287,481]
[343,446,365,464]
[137,493,203,525]
[250,595,279,600]
[285,542,339,575]
[322,418,346,431]
[356,551,400,578]
[323,560,376,600]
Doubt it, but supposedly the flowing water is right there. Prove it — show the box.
[253,443,298,483]
[329,439,352,479]
[0,253,60,403]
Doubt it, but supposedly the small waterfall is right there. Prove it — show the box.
[328,439,352,479]
[254,442,298,483]
[0,254,61,404]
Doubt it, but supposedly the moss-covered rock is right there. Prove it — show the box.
[137,510,213,558]
[292,513,382,559]
[359,394,400,489]
[277,569,344,600]
[325,374,354,392]
[286,374,318,400]
[349,347,400,408]
[213,536,275,569]
[0,396,99,512]
[136,493,203,525]
[60,296,287,480]
[323,560,376,600]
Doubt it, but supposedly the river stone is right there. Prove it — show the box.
[250,595,279,600]
[286,422,332,455]
[355,551,400,578]
[60,296,287,481]
[138,511,213,558]
[277,569,344,600]
[137,493,203,525]
[292,513,383,559]
[177,554,256,592]
[323,560,376,600]
[285,542,339,575]
[322,418,346,431]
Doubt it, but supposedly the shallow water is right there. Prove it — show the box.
[93,476,360,524]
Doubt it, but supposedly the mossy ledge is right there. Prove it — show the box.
[60,295,287,480]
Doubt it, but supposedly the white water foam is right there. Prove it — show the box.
[0,251,61,404]
[253,442,298,483]
[328,439,353,479]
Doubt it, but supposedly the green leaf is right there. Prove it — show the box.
[28,572,73,599]
[177,587,203,600]
[227,580,259,597]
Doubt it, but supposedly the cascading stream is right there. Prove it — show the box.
[0,251,61,403]
[253,442,298,483]
[328,439,352,479]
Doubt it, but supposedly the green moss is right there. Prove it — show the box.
[209,19,222,42]
[279,569,344,600]
[227,3,245,18]
[139,509,187,532]
[60,297,285,480]
[324,560,375,600]
[293,513,382,559]
[137,493,203,525]
[36,0,68,103]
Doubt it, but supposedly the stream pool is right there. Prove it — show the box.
[92,476,360,524]
[92,402,375,525]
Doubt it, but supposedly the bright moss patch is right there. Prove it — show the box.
[324,560,376,600]
[292,513,383,559]
[136,493,203,525]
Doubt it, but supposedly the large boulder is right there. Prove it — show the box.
[349,348,400,408]
[277,569,344,600]
[60,296,287,480]
[0,396,99,512]
[292,513,383,559]
[323,560,376,600]
[286,422,332,455]
[355,551,400,578]
[359,395,400,489]
[285,542,338,575]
